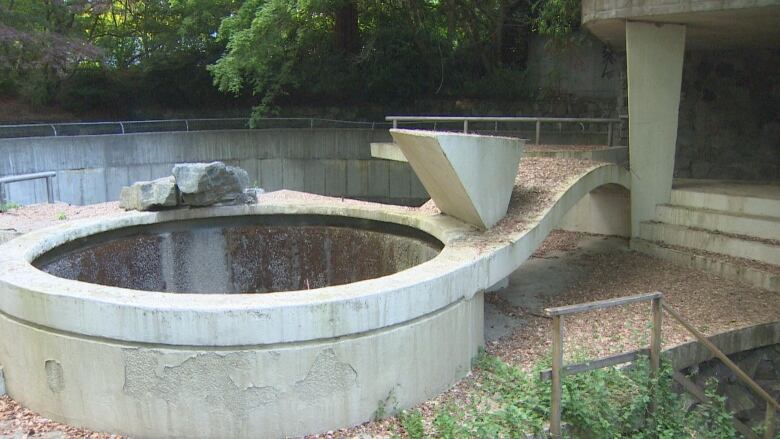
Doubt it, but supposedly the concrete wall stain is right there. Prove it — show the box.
[44,360,65,394]
[293,349,358,401]
[122,350,279,416]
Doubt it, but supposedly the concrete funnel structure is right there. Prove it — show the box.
[390,129,525,229]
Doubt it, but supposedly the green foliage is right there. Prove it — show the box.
[1,0,586,117]
[0,202,20,213]
[399,409,426,439]
[56,212,68,221]
[533,0,581,43]
[401,352,743,439]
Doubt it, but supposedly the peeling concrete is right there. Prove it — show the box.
[0,162,629,438]
[122,350,280,417]
[293,349,357,401]
[44,360,64,394]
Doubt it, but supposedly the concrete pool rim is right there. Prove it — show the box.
[0,201,482,347]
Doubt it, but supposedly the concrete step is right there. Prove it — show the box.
[655,204,780,241]
[670,184,780,218]
[639,221,780,266]
[631,239,780,293]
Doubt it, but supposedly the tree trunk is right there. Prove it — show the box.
[334,1,359,55]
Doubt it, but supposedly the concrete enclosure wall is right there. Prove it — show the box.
[0,129,429,206]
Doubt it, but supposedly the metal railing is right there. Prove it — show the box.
[0,171,56,204]
[539,291,778,439]
[386,115,623,146]
[0,117,394,139]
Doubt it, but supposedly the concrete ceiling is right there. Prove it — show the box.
[584,6,780,49]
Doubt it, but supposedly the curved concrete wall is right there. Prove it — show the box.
[0,129,428,206]
[0,162,631,438]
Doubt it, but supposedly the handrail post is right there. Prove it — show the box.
[607,122,614,147]
[463,120,468,134]
[535,120,541,145]
[393,119,397,129]
[764,406,776,439]
[0,183,5,205]
[45,175,55,203]
[650,297,662,376]
[551,315,563,438]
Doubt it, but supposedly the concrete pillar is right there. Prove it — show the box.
[626,21,686,236]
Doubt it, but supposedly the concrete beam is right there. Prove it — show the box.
[626,21,686,236]
[390,130,524,229]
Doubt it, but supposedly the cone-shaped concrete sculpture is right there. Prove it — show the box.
[390,129,525,229]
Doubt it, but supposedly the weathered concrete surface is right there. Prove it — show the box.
[0,129,429,206]
[631,239,780,293]
[0,365,5,395]
[632,178,780,291]
[627,21,686,237]
[0,162,629,438]
[370,142,408,162]
[559,184,630,237]
[38,217,442,294]
[582,0,780,48]
[390,129,525,229]
[118,176,178,211]
[0,294,483,439]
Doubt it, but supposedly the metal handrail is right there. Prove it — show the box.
[540,292,778,439]
[663,303,778,439]
[0,117,397,139]
[0,171,56,204]
[543,292,663,438]
[386,115,623,145]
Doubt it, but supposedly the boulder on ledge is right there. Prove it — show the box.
[119,176,178,211]
[172,162,249,206]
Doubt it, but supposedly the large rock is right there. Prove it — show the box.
[119,176,178,211]
[172,162,249,206]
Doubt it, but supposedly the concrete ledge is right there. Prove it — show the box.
[639,221,780,266]
[664,321,780,371]
[370,142,407,162]
[655,204,780,242]
[525,146,628,165]
[671,186,780,218]
[631,239,780,293]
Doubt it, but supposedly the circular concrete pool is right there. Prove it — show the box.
[35,215,443,294]
[0,203,484,438]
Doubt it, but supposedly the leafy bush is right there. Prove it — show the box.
[403,352,744,439]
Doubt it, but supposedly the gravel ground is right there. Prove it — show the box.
[1,158,777,438]
[0,202,124,235]
[525,144,615,152]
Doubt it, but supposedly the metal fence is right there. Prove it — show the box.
[0,116,626,143]
[386,115,625,145]
[0,117,399,139]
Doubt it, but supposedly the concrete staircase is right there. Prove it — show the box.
[632,181,780,292]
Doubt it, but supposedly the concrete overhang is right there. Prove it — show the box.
[582,1,780,49]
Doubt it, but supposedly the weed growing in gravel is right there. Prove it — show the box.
[0,202,20,213]
[56,212,68,220]
[394,351,741,438]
